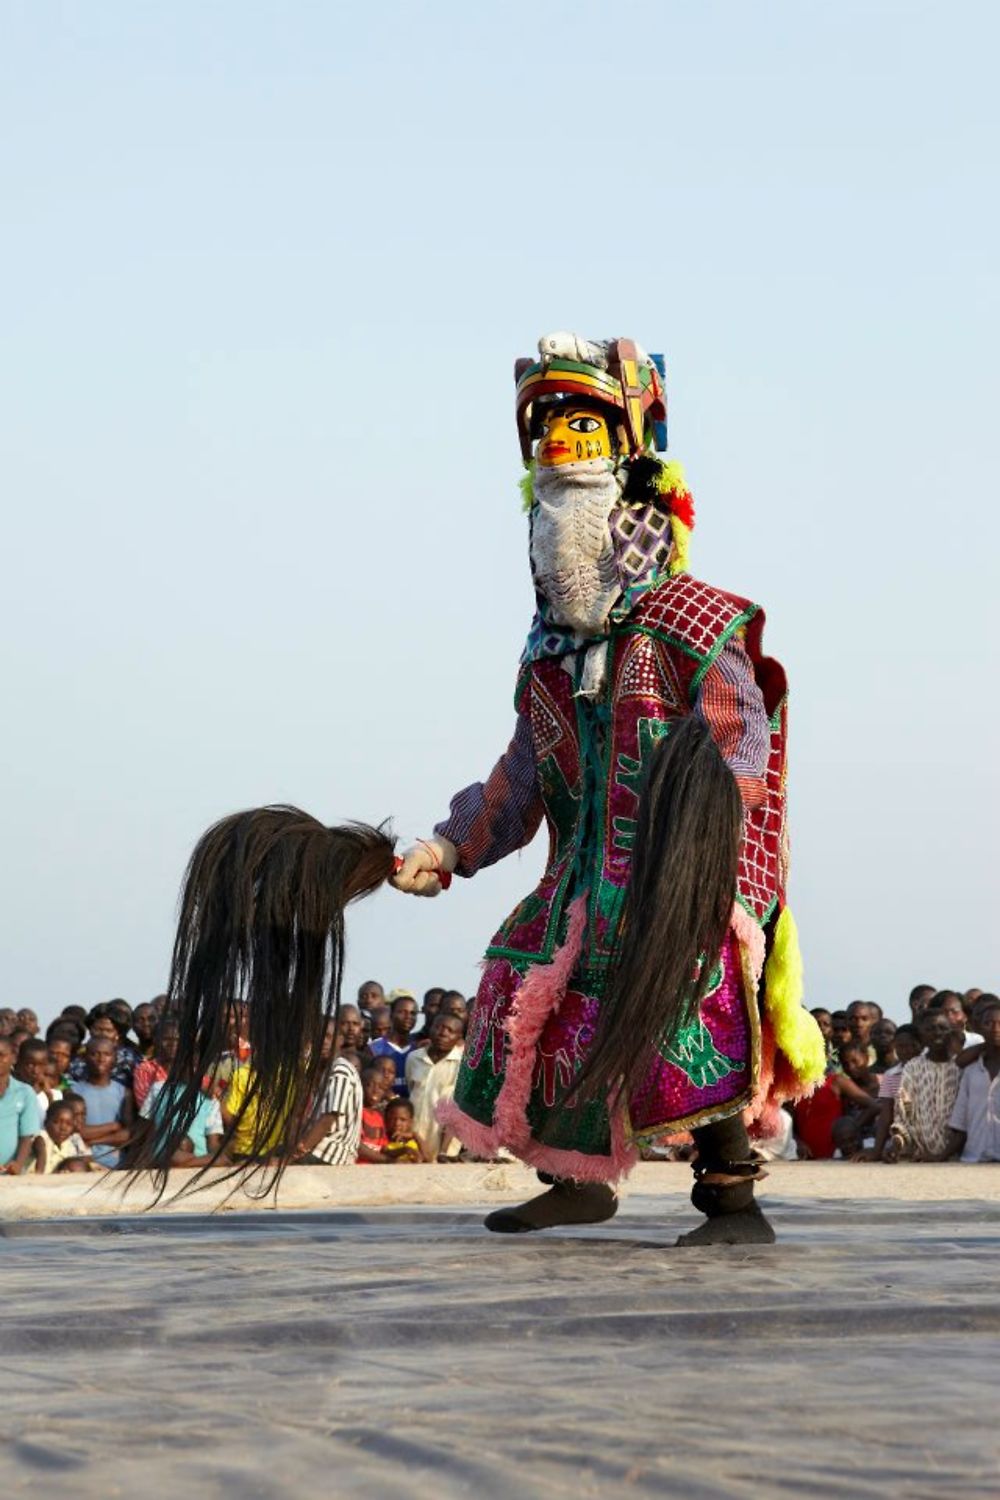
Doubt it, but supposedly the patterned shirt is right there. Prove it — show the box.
[891,1055,960,1160]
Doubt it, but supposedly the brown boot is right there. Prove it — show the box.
[484,1179,618,1234]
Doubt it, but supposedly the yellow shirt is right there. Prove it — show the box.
[223,1066,289,1157]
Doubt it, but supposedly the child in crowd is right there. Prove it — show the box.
[946,996,1000,1162]
[889,1010,960,1161]
[46,1034,75,1090]
[60,1092,92,1160]
[30,1100,95,1173]
[43,1056,64,1099]
[16,1037,61,1114]
[357,1066,390,1162]
[46,1019,84,1074]
[383,1098,424,1162]
[372,1055,398,1103]
[829,1041,881,1156]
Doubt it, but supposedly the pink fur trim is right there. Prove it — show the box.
[747,1100,783,1141]
[730,901,766,985]
[436,1098,636,1183]
[746,1015,777,1124]
[492,895,588,1151]
[517,1132,636,1184]
[435,1098,501,1159]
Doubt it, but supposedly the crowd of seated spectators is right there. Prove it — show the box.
[787,985,1000,1164]
[1,981,996,1177]
[0,981,470,1175]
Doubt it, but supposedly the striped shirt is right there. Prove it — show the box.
[311,1058,362,1165]
[878,1062,905,1101]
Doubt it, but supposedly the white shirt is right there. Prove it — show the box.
[948,1058,1000,1163]
[413,1045,464,1157]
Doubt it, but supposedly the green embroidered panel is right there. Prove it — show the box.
[611,715,672,852]
[658,1018,741,1090]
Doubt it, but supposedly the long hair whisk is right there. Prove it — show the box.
[129,807,396,1195]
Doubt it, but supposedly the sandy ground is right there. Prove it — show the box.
[5,1159,1000,1217]
[2,1167,999,1498]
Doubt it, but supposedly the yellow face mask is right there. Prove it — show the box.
[536,404,613,468]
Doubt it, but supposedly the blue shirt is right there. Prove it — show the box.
[369,1037,414,1099]
[0,1077,40,1166]
[74,1078,128,1168]
[142,1084,222,1158]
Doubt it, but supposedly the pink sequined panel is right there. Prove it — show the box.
[627,932,752,1135]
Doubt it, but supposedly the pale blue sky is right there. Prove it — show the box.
[3,1,997,1027]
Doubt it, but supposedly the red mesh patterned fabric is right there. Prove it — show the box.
[633,573,749,656]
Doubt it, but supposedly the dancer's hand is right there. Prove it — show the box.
[391,836,458,897]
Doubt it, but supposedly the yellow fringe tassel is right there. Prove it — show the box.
[762,907,827,1087]
[657,458,688,495]
[669,517,691,575]
[656,460,692,574]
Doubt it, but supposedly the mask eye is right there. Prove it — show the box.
[568,415,602,433]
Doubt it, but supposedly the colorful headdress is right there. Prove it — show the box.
[515,332,667,464]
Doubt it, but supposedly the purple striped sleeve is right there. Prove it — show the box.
[694,635,769,809]
[434,709,544,876]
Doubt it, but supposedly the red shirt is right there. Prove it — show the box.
[132,1059,168,1109]
[358,1107,387,1162]
[793,1076,842,1159]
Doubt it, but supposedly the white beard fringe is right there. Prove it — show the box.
[530,459,623,640]
[530,459,625,701]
